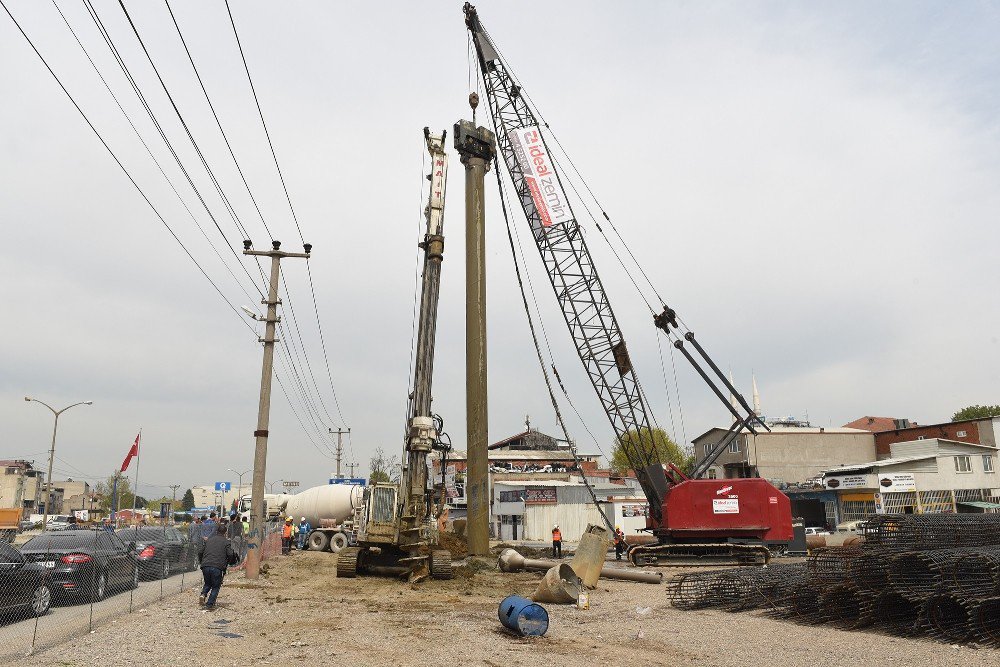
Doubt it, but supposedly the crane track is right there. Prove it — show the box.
[629,543,771,567]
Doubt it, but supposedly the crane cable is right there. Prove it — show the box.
[494,160,617,536]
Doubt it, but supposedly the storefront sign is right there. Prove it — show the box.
[713,498,740,514]
[877,473,916,492]
[824,474,871,490]
[524,487,557,504]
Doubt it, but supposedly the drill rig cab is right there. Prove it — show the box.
[336,130,454,582]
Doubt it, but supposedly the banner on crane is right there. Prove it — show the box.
[508,125,571,230]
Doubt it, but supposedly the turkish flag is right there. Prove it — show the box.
[120,433,140,472]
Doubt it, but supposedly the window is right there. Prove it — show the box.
[703,443,716,457]
[984,455,995,474]
[954,455,972,473]
[729,441,741,453]
[707,468,717,479]
[957,430,968,438]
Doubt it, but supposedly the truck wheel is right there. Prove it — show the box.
[330,532,348,553]
[308,530,330,552]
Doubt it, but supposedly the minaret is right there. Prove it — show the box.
[752,374,762,417]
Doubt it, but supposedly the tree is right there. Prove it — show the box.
[610,427,692,474]
[952,405,1000,422]
[369,446,395,484]
[94,474,134,512]
[181,488,195,510]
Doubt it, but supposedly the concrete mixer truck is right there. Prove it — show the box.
[239,484,364,552]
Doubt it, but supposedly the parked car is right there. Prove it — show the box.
[45,515,74,531]
[20,529,138,602]
[0,541,52,621]
[118,527,195,579]
[804,527,831,536]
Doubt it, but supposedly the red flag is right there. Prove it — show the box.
[120,433,140,472]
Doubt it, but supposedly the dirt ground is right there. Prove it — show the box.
[20,549,1000,667]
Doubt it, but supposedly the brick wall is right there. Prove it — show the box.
[875,422,981,458]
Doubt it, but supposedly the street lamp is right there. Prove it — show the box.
[267,479,284,493]
[24,397,92,531]
[227,468,250,514]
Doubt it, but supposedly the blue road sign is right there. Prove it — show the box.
[215,481,231,491]
[329,477,366,485]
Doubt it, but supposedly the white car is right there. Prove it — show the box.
[804,527,830,536]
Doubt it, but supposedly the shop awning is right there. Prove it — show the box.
[957,500,1000,510]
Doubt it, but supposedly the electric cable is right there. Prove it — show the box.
[226,0,349,429]
[53,0,258,305]
[1,0,259,340]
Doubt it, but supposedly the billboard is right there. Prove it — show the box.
[877,473,916,493]
[524,487,557,504]
[823,474,872,490]
[508,125,571,229]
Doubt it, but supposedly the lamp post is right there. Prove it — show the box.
[267,479,284,493]
[24,397,92,531]
[228,468,250,514]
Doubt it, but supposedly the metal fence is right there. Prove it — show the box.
[0,519,282,659]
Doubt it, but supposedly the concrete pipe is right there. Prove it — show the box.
[498,548,662,584]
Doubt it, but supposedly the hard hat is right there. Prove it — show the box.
[616,525,621,530]
[301,517,306,521]
[554,524,559,529]
[286,516,292,522]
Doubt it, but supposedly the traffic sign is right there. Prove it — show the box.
[330,477,366,485]
[215,481,231,492]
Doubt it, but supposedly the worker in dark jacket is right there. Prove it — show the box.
[198,523,235,610]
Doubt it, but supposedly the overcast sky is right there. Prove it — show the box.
[2,1,998,500]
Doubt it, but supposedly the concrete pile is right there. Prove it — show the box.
[667,513,1000,646]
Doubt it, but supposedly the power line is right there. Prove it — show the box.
[1,0,259,336]
[53,0,258,305]
[80,0,265,299]
[226,1,349,428]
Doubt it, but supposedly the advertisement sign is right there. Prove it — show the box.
[329,478,366,485]
[877,473,916,493]
[508,125,571,229]
[823,474,871,490]
[621,503,649,518]
[713,498,740,514]
[524,487,557,504]
[73,510,89,522]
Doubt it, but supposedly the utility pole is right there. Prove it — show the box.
[168,484,180,525]
[328,427,350,479]
[345,461,359,478]
[242,239,311,579]
[455,96,496,556]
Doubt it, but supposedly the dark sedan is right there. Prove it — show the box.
[117,527,195,579]
[0,541,51,621]
[21,529,138,602]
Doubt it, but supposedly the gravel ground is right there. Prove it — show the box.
[19,550,1000,667]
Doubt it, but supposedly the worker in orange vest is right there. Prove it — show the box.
[614,526,626,561]
[281,517,294,555]
[551,524,562,558]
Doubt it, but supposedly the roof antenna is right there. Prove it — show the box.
[469,92,479,124]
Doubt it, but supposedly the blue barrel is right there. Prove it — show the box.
[498,595,549,636]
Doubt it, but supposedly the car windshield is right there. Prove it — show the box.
[23,531,96,550]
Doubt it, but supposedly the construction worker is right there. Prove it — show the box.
[297,516,311,550]
[551,524,562,558]
[197,523,236,610]
[281,516,294,555]
[614,526,626,561]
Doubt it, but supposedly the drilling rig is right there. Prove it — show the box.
[464,4,793,565]
[336,129,453,581]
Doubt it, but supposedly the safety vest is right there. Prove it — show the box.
[282,523,293,539]
[552,529,562,542]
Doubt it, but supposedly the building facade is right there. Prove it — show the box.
[822,438,1000,522]
[0,460,44,512]
[691,426,876,485]
[871,417,1000,458]
[492,480,634,542]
